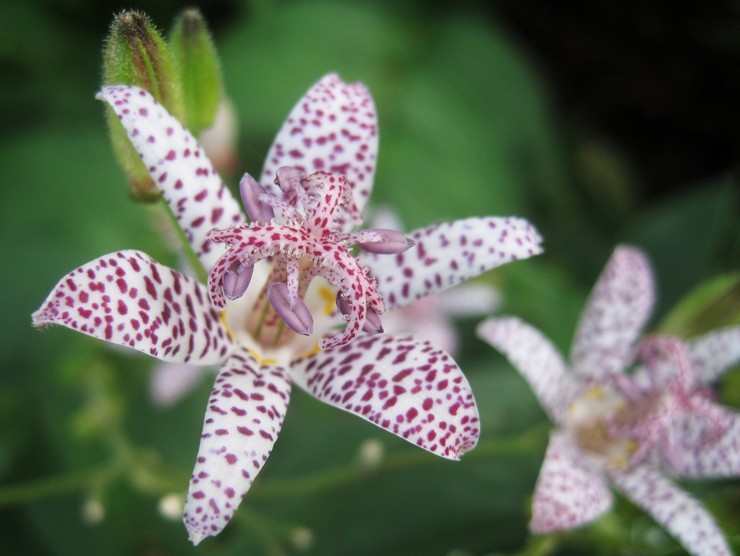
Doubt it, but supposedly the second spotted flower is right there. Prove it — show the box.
[33,74,543,543]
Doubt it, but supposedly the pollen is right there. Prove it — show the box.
[318,285,337,316]
[219,310,236,341]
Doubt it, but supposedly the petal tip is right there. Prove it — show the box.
[186,523,208,546]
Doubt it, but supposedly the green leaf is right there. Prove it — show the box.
[658,273,740,338]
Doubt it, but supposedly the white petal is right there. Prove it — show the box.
[183,349,291,544]
[32,250,234,365]
[362,217,543,311]
[610,464,731,556]
[261,73,378,219]
[98,86,245,270]
[530,431,613,532]
[673,410,740,478]
[686,326,740,384]
[290,335,479,460]
[570,246,654,381]
[477,317,572,423]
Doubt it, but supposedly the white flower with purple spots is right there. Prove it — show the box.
[33,74,543,544]
[478,246,740,556]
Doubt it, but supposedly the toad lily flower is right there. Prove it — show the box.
[33,74,544,544]
[477,246,740,556]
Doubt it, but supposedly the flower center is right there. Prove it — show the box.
[567,336,730,473]
[565,386,638,470]
[206,167,413,350]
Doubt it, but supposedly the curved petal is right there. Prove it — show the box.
[97,86,245,270]
[261,73,378,219]
[290,334,479,460]
[673,410,740,478]
[530,431,612,532]
[361,217,543,311]
[477,317,572,423]
[149,362,213,407]
[570,246,654,382]
[686,326,740,384]
[184,349,292,544]
[32,250,234,365]
[610,464,731,556]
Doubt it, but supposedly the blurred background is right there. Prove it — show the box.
[1,0,738,554]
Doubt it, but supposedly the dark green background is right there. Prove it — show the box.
[1,1,738,554]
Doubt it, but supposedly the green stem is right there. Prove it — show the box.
[252,425,547,499]
[159,199,208,283]
[0,467,110,507]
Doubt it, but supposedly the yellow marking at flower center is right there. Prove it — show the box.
[318,285,337,316]
[295,342,321,361]
[567,385,640,471]
[247,348,279,367]
[220,311,235,341]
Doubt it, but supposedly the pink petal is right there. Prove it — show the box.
[261,73,378,219]
[530,431,613,532]
[381,296,462,356]
[570,246,654,382]
[610,464,731,556]
[361,217,543,311]
[184,349,291,544]
[673,410,740,478]
[435,282,501,318]
[97,86,245,270]
[686,326,740,384]
[32,250,234,365]
[478,317,573,423]
[290,334,479,460]
[149,362,213,407]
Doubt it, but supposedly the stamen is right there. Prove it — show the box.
[267,282,314,336]
[336,292,383,334]
[240,173,274,223]
[208,167,400,349]
[275,166,306,193]
[222,261,254,300]
[352,228,415,254]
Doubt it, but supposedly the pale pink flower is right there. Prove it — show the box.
[478,246,740,556]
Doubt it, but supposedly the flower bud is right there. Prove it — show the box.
[169,8,222,136]
[102,11,184,201]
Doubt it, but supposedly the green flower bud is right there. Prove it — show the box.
[102,11,185,201]
[170,9,223,135]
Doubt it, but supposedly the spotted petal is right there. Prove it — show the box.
[261,73,378,220]
[361,217,543,311]
[32,250,234,365]
[570,246,654,382]
[184,349,291,544]
[477,317,572,423]
[686,326,740,384]
[530,431,613,532]
[290,335,479,460]
[97,86,245,270]
[610,464,731,556]
[672,409,740,478]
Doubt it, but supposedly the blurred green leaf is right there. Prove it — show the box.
[623,176,739,317]
[658,273,740,337]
